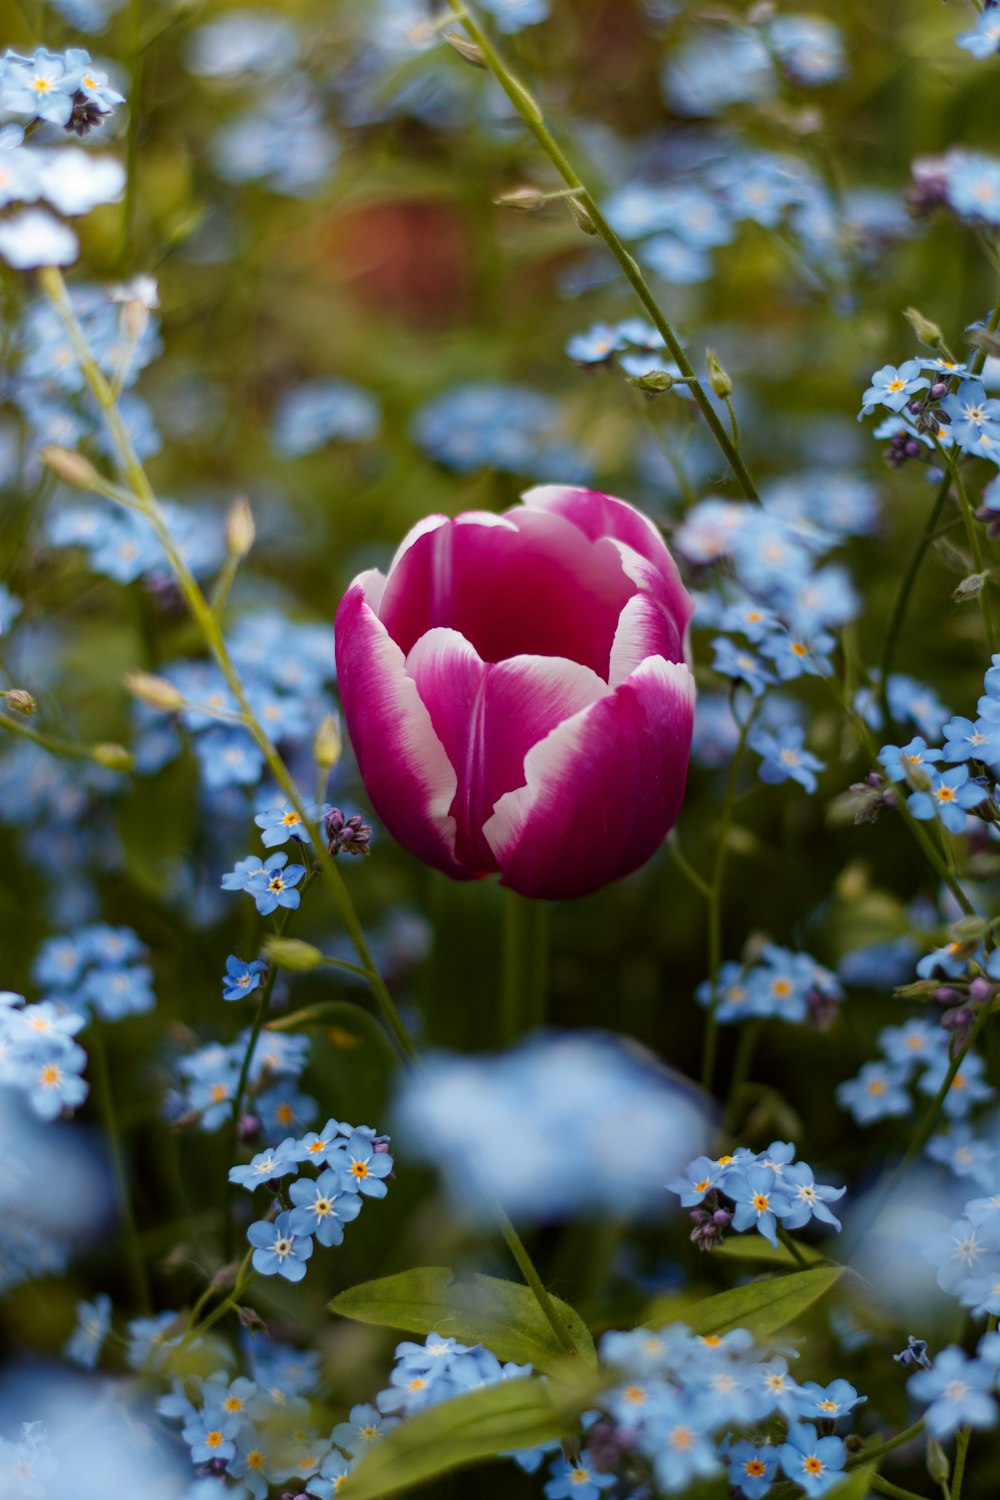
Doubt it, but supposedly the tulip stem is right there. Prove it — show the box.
[500,890,549,1044]
[445,0,760,504]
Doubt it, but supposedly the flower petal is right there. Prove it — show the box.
[608,592,685,688]
[405,627,608,872]
[377,509,633,677]
[334,583,462,877]
[521,483,690,599]
[483,657,695,899]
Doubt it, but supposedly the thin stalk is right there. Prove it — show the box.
[446,0,760,503]
[702,704,758,1093]
[775,1226,808,1268]
[0,708,115,765]
[500,892,549,1043]
[946,453,998,652]
[951,1427,970,1500]
[871,1478,932,1500]
[847,1420,925,1469]
[723,1020,761,1134]
[490,1201,580,1358]
[178,1250,255,1352]
[90,1023,151,1312]
[667,837,712,899]
[879,471,951,728]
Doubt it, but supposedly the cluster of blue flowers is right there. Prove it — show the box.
[696,943,843,1028]
[957,6,1000,59]
[667,1140,845,1251]
[395,1031,708,1222]
[909,149,1000,232]
[131,612,337,789]
[169,1024,315,1136]
[539,1320,865,1498]
[860,353,1000,475]
[271,380,381,458]
[0,47,125,270]
[412,382,592,481]
[925,1187,1000,1321]
[0,991,87,1120]
[33,921,155,1021]
[232,1118,392,1283]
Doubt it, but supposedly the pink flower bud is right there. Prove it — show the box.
[334,486,695,900]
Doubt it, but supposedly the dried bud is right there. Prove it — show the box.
[443,29,487,67]
[124,670,185,712]
[263,936,323,972]
[626,370,676,393]
[2,689,36,716]
[493,185,549,212]
[226,497,255,559]
[706,349,733,398]
[325,807,373,857]
[40,446,102,490]
[89,742,134,771]
[237,1306,269,1333]
[313,714,342,769]
[969,976,993,1004]
[209,1260,241,1294]
[904,307,946,351]
[566,196,598,235]
[954,572,989,603]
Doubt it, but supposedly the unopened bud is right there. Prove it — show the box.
[626,370,676,393]
[566,196,598,235]
[90,742,134,771]
[120,299,149,343]
[949,915,989,947]
[124,670,184,712]
[903,307,946,351]
[237,1306,268,1333]
[263,936,323,972]
[926,1437,950,1485]
[493,185,548,212]
[40,446,101,490]
[225,497,255,559]
[954,572,989,602]
[209,1260,241,1294]
[2,689,36,716]
[443,29,487,67]
[313,714,342,769]
[706,349,733,398]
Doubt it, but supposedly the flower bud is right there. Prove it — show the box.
[904,307,946,351]
[627,370,676,393]
[2,689,36,716]
[443,29,487,67]
[493,185,549,212]
[124,670,185,712]
[89,742,134,771]
[706,349,733,398]
[313,714,342,769]
[954,572,989,602]
[40,446,102,490]
[225,497,256,559]
[263,936,323,972]
[926,1437,950,1485]
[969,976,993,1004]
[566,196,598,235]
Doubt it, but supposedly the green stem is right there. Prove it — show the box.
[723,1020,761,1134]
[490,1201,580,1358]
[946,453,998,652]
[702,704,758,1093]
[879,472,951,729]
[446,0,760,503]
[847,1419,925,1469]
[871,1478,932,1500]
[775,1226,808,1268]
[90,1023,150,1312]
[179,1249,255,1352]
[951,1427,970,1500]
[667,837,712,899]
[0,707,114,764]
[500,891,549,1043]
[118,0,144,273]
[971,286,1000,378]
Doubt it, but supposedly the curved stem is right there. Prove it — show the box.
[946,451,998,653]
[446,0,760,503]
[847,1419,926,1470]
[90,1022,151,1313]
[951,1427,970,1500]
[871,1478,932,1500]
[879,471,951,729]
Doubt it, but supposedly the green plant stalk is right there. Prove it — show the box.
[951,1428,970,1500]
[723,1019,761,1134]
[846,1420,925,1470]
[446,0,760,504]
[40,267,587,1367]
[702,704,758,1093]
[946,452,998,652]
[90,1022,151,1313]
[0,708,114,765]
[179,1249,255,1352]
[871,1478,932,1500]
[775,1226,808,1268]
[500,892,549,1041]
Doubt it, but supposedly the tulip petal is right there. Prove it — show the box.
[608,593,684,687]
[521,483,687,593]
[406,627,608,872]
[377,509,633,677]
[483,657,695,900]
[334,584,463,878]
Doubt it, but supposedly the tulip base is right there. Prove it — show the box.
[499,888,549,1046]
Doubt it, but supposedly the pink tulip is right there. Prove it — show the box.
[334,485,696,900]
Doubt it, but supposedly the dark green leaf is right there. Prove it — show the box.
[330,1266,595,1371]
[341,1376,580,1500]
[825,1464,876,1500]
[646,1266,843,1338]
[714,1237,826,1268]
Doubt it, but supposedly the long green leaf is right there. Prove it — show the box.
[646,1266,843,1338]
[330,1266,595,1372]
[341,1376,578,1500]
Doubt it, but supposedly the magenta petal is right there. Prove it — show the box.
[609,594,683,687]
[406,628,608,872]
[334,583,463,878]
[378,509,633,676]
[482,658,695,900]
[521,484,686,591]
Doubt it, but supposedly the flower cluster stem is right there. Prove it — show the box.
[445,0,760,504]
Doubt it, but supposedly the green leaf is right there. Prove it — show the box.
[341,1375,581,1500]
[714,1237,825,1268]
[825,1465,876,1500]
[330,1267,595,1372]
[646,1266,843,1338]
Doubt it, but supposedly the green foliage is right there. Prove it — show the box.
[645,1266,844,1338]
